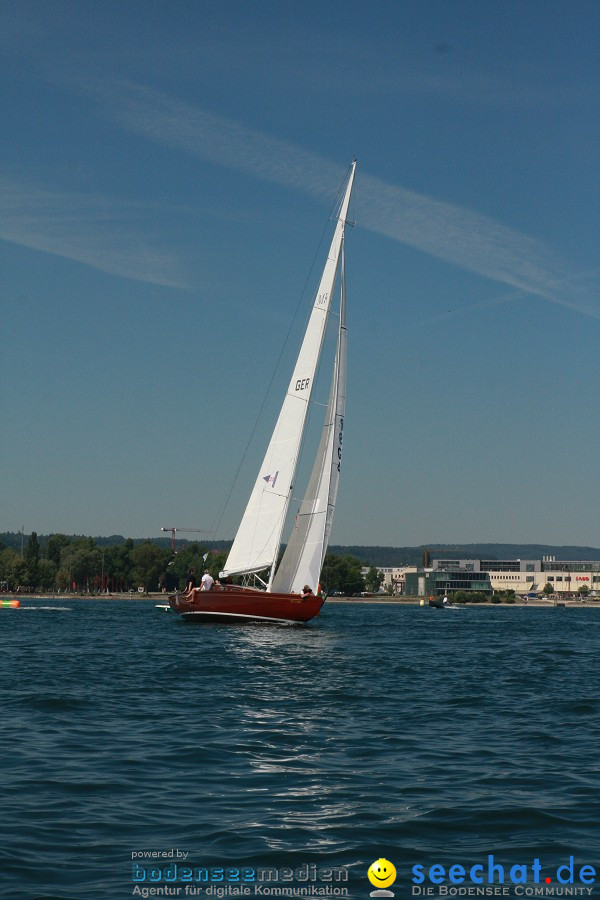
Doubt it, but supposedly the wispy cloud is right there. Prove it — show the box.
[408,267,600,331]
[77,78,598,319]
[2,75,596,318]
[0,177,190,289]
[358,175,600,320]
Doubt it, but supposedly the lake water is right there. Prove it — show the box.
[1,600,599,900]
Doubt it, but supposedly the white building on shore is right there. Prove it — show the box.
[429,556,600,597]
[367,556,600,597]
[360,566,418,594]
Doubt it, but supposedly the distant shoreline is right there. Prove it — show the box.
[3,593,599,608]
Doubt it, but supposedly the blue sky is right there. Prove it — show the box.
[2,0,599,548]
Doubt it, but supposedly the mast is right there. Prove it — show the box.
[221,161,356,587]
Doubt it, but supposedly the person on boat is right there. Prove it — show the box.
[301,584,313,599]
[201,570,214,591]
[184,568,197,599]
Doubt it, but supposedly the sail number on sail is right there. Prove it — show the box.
[336,418,344,471]
[295,378,310,392]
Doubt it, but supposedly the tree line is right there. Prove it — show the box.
[0,532,370,596]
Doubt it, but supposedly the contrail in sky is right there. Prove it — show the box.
[79,78,598,319]
[0,177,189,289]
[407,267,600,331]
[2,74,597,319]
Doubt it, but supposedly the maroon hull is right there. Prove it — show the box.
[168,584,325,624]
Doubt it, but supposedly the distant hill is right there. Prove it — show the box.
[1,532,599,567]
[0,532,233,553]
[329,543,600,566]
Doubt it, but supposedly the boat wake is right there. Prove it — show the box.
[19,606,72,612]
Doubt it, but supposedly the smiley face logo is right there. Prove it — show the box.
[368,858,396,890]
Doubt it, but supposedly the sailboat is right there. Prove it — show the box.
[169,160,356,624]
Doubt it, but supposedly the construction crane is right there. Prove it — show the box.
[161,527,211,553]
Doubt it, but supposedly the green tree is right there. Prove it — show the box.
[104,540,135,592]
[578,584,590,596]
[321,553,364,596]
[58,539,99,591]
[25,531,41,590]
[38,559,58,591]
[46,534,71,566]
[130,542,170,592]
[365,566,384,593]
[542,582,554,597]
[0,548,27,590]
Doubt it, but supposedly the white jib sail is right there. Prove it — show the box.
[222,162,356,582]
[270,239,347,595]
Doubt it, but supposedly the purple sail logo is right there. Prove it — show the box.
[263,471,279,489]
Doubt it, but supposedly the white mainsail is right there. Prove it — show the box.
[270,241,347,594]
[221,161,356,585]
